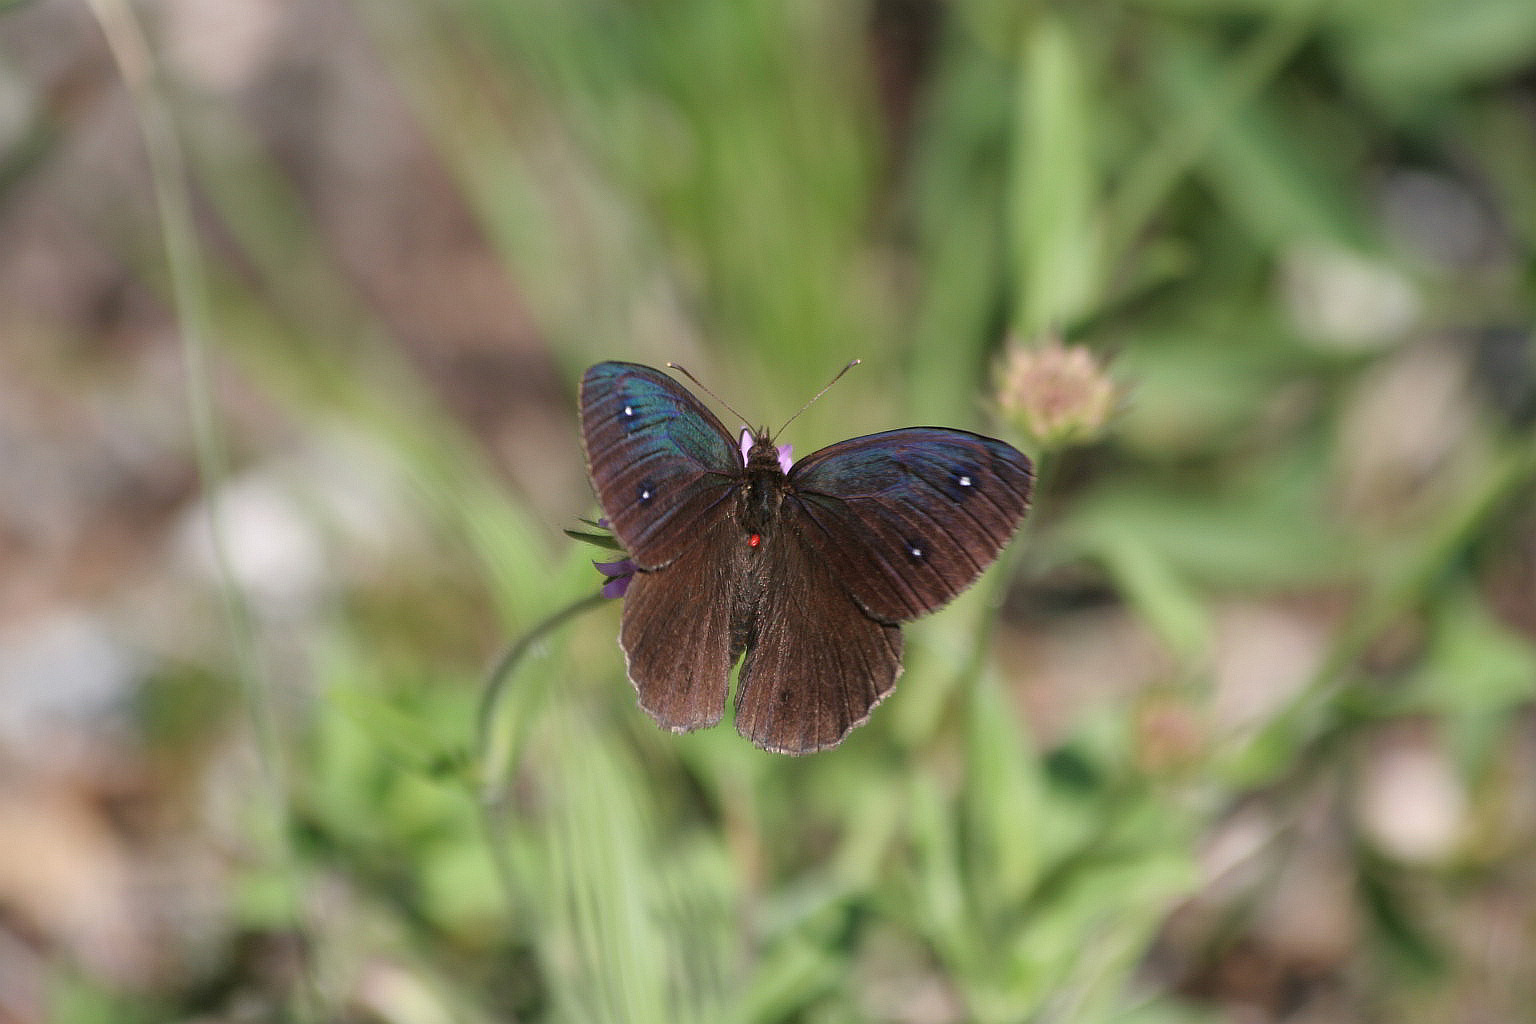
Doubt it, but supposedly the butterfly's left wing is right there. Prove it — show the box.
[786,428,1032,624]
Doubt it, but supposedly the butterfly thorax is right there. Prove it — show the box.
[740,431,787,537]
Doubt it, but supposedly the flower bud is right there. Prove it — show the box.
[997,336,1117,447]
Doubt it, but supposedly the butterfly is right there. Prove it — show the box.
[579,361,1033,754]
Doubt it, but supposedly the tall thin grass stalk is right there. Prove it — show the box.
[85,2,320,1018]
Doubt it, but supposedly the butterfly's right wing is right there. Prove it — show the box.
[785,428,1032,623]
[580,362,741,569]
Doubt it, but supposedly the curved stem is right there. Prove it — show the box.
[474,588,611,929]
[476,589,610,799]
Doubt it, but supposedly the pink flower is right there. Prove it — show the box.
[997,335,1117,447]
[739,429,793,472]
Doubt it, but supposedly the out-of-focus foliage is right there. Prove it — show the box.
[0,0,1533,1021]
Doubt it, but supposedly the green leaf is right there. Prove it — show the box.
[1339,0,1536,110]
[327,685,465,778]
[1409,587,1536,716]
[1089,524,1213,660]
[565,527,625,550]
[1012,13,1103,332]
[1158,35,1370,249]
[964,669,1047,910]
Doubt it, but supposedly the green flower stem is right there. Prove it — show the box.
[476,589,610,802]
[474,587,611,929]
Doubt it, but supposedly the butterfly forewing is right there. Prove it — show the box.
[786,429,1033,623]
[735,528,902,754]
[580,362,742,568]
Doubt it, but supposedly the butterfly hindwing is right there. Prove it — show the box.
[619,516,743,734]
[786,428,1033,623]
[580,361,741,568]
[734,526,902,754]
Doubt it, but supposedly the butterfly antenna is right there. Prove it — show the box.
[666,362,754,427]
[777,359,861,435]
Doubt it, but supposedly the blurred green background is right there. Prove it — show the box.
[2,0,1535,1021]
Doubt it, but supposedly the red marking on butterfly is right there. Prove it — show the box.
[748,534,761,548]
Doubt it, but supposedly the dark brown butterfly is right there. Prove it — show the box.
[579,361,1032,754]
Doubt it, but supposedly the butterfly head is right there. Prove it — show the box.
[739,428,794,475]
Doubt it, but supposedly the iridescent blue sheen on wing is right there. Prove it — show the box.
[579,362,740,568]
[786,428,1033,623]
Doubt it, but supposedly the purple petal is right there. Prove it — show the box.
[738,428,753,465]
[593,558,636,599]
[777,443,793,473]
